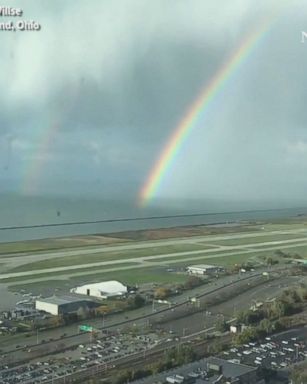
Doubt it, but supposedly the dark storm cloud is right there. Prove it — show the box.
[0,0,307,202]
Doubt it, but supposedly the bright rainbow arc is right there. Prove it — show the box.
[139,16,276,207]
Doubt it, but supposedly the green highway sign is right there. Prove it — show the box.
[79,325,93,332]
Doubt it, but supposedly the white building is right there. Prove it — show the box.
[186,264,222,275]
[71,280,127,299]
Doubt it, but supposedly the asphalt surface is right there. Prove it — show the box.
[152,275,297,336]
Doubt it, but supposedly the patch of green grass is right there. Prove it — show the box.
[0,237,136,257]
[251,244,307,258]
[1,262,138,283]
[69,266,188,285]
[9,243,211,273]
[162,253,255,267]
[249,243,307,251]
[8,280,68,293]
[0,240,93,255]
[156,243,307,267]
[177,245,307,267]
[260,223,307,231]
[206,234,307,247]
[7,267,188,293]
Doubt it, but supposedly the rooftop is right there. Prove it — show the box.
[130,357,257,384]
[187,264,218,269]
[206,357,256,377]
[73,280,127,294]
[36,295,91,305]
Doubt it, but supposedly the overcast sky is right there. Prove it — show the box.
[1,0,307,206]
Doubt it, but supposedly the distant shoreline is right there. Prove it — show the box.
[0,206,306,231]
[0,206,306,244]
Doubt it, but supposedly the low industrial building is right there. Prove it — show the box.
[186,264,223,275]
[70,280,127,299]
[35,296,97,316]
[130,357,262,384]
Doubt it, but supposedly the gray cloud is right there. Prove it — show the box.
[0,0,307,206]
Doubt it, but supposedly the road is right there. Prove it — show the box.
[152,274,296,336]
[0,273,247,351]
[0,268,297,384]
[0,268,290,364]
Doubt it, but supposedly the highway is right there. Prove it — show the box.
[0,268,287,361]
[0,267,297,384]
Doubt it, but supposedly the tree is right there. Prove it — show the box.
[133,294,145,308]
[154,287,171,299]
[274,249,286,258]
[259,318,272,334]
[290,368,307,384]
[234,327,260,345]
[266,257,278,266]
[216,319,228,333]
[184,276,203,290]
[127,294,146,310]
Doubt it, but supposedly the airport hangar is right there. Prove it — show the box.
[35,296,98,316]
[70,280,127,299]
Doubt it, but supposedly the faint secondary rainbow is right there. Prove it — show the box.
[22,120,61,196]
[139,16,278,207]
[21,85,79,196]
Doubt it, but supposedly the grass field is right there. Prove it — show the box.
[205,234,307,246]
[69,267,188,285]
[5,241,307,288]
[0,220,267,255]
[260,223,307,231]
[247,243,307,250]
[160,253,256,267]
[0,236,130,255]
[5,232,307,278]
[3,220,307,295]
[8,280,71,294]
[1,262,139,283]
[161,244,307,265]
[8,243,211,272]
[9,232,307,274]
[7,267,189,294]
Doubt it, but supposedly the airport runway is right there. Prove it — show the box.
[1,228,307,267]
[1,239,307,281]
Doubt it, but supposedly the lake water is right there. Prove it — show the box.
[0,194,306,243]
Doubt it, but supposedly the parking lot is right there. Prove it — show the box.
[221,327,307,370]
[0,331,159,384]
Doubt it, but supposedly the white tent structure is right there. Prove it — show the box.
[71,280,127,299]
